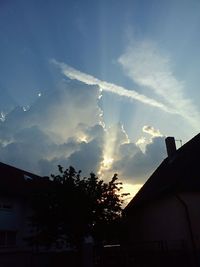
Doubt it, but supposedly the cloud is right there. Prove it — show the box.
[67,138,103,174]
[0,112,6,122]
[136,136,146,145]
[118,40,200,130]
[0,81,102,143]
[94,123,167,184]
[51,59,175,114]
[0,81,104,176]
[36,128,104,176]
[142,125,163,137]
[111,136,167,183]
[0,126,56,172]
[0,73,168,187]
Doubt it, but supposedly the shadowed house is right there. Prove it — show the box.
[0,162,51,266]
[0,162,44,248]
[123,134,200,266]
[0,162,89,267]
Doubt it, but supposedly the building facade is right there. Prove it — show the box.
[123,135,200,266]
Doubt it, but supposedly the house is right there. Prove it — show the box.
[0,162,44,249]
[0,162,85,267]
[123,134,200,267]
[0,162,51,267]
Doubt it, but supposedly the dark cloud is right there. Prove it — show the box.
[68,138,103,174]
[0,126,55,173]
[112,137,167,183]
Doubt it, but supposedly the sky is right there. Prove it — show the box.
[1,0,200,200]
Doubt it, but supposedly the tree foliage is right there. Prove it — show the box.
[29,166,129,248]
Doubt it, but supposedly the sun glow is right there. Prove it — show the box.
[98,155,114,177]
[122,183,143,205]
[100,156,114,171]
[103,157,113,167]
[98,128,118,177]
[98,124,130,178]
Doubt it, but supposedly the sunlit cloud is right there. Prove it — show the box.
[118,40,200,130]
[136,126,163,152]
[22,105,30,112]
[136,136,146,152]
[136,136,146,145]
[142,125,163,137]
[51,59,175,114]
[0,112,6,122]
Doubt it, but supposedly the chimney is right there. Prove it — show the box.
[165,137,176,158]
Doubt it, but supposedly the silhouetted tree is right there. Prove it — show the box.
[29,166,129,249]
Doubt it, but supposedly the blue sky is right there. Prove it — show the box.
[1,0,200,197]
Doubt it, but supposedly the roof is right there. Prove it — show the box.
[124,133,200,214]
[0,162,50,197]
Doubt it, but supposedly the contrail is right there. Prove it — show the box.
[118,41,200,130]
[51,59,176,114]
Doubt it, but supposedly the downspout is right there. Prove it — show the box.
[175,194,198,266]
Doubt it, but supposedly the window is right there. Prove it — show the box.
[24,174,32,181]
[0,231,16,247]
[0,202,13,211]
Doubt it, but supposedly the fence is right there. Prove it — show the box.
[0,240,199,267]
[0,250,81,267]
[94,240,198,267]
